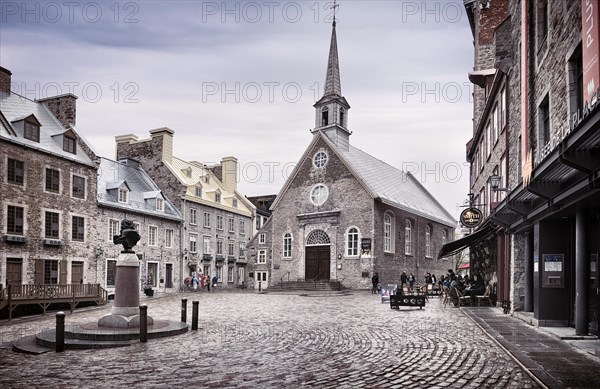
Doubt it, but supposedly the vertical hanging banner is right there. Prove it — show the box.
[583,0,600,106]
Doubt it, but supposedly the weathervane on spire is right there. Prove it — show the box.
[331,0,339,27]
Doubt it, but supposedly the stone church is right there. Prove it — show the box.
[247,21,456,289]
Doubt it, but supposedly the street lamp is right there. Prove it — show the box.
[489,175,509,192]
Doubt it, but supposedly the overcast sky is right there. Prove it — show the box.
[1,0,475,220]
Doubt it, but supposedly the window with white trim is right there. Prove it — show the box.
[45,211,60,238]
[346,227,359,257]
[313,151,328,168]
[7,158,25,185]
[310,184,328,206]
[425,225,431,258]
[216,239,224,255]
[166,229,174,248]
[7,205,24,235]
[404,219,412,255]
[203,236,211,254]
[228,217,235,233]
[384,212,395,253]
[72,216,85,242]
[118,187,129,204]
[257,250,266,264]
[109,219,119,241]
[45,168,60,193]
[228,266,234,283]
[148,226,158,247]
[72,175,85,199]
[239,242,245,257]
[217,215,223,230]
[189,234,197,253]
[228,240,235,256]
[283,233,292,258]
[240,220,246,235]
[259,233,266,244]
[190,208,197,225]
[156,197,164,212]
[204,212,211,228]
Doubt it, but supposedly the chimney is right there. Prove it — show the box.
[149,127,174,164]
[220,156,238,193]
[37,93,77,128]
[0,66,12,95]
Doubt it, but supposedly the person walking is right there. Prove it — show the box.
[400,271,408,287]
[206,274,211,292]
[371,272,379,294]
[408,273,415,288]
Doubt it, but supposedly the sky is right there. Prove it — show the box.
[0,0,475,220]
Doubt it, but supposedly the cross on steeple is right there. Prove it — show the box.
[331,0,339,27]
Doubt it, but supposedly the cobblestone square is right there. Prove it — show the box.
[0,291,537,388]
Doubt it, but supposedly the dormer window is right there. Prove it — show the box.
[63,135,76,154]
[205,175,210,184]
[156,197,164,212]
[215,190,221,203]
[195,186,202,197]
[118,187,129,203]
[321,106,329,126]
[24,120,40,142]
[183,167,192,178]
[232,198,238,208]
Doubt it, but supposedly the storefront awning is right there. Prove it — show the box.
[458,263,470,269]
[437,224,496,259]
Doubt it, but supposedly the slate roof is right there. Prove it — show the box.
[0,91,94,165]
[337,142,456,227]
[97,158,182,221]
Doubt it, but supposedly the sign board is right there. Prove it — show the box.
[361,238,371,251]
[542,254,564,288]
[459,207,482,228]
[583,0,600,106]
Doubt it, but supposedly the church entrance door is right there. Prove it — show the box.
[305,246,330,281]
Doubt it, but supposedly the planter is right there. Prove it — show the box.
[144,288,154,297]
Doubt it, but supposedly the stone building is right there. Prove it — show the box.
[458,0,599,337]
[247,194,276,236]
[96,157,182,293]
[0,67,99,287]
[115,128,255,288]
[246,21,455,290]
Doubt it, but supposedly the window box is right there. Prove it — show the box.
[43,239,63,246]
[4,235,28,243]
[202,254,213,261]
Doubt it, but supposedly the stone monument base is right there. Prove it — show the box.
[98,313,154,329]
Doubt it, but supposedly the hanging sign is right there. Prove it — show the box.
[460,207,483,228]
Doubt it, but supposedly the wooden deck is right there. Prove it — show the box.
[0,284,109,320]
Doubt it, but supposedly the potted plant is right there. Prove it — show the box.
[141,272,154,296]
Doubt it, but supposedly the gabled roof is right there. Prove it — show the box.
[97,158,182,221]
[0,91,95,166]
[271,132,455,227]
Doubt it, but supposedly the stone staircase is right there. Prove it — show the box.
[274,280,342,291]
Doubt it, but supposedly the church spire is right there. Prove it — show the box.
[323,19,342,97]
[312,1,351,151]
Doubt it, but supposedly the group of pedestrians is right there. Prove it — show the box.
[186,272,219,292]
[440,269,486,307]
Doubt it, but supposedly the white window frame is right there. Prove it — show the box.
[71,173,86,200]
[404,219,412,255]
[118,187,129,204]
[42,208,62,239]
[283,233,292,258]
[384,212,395,253]
[228,239,235,256]
[156,197,164,212]
[239,241,245,257]
[313,150,328,168]
[148,225,158,247]
[425,225,432,258]
[257,249,267,264]
[228,217,235,233]
[259,233,266,244]
[346,227,360,257]
[240,220,246,235]
[310,184,329,206]
[165,229,174,248]
[204,212,211,228]
[146,261,159,288]
[71,213,86,243]
[108,219,120,242]
[216,239,224,255]
[189,234,197,253]
[217,215,223,230]
[203,236,211,254]
[228,266,234,283]
[189,208,198,225]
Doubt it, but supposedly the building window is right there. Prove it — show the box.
[146,262,158,288]
[24,120,40,142]
[7,205,24,235]
[215,191,221,203]
[257,249,267,264]
[190,208,197,225]
[118,187,129,203]
[149,226,158,246]
[228,217,235,233]
[486,122,491,158]
[283,233,292,258]
[499,155,507,201]
[166,229,174,248]
[204,212,211,228]
[240,220,246,235]
[228,240,235,256]
[239,242,245,257]
[346,227,359,257]
[313,151,328,168]
[7,158,24,185]
[536,0,548,56]
[568,45,583,121]
[384,212,395,253]
[72,216,85,242]
[217,215,223,230]
[63,136,76,154]
[228,267,234,283]
[217,239,224,255]
[232,198,238,208]
[539,96,550,145]
[339,108,345,126]
[106,259,117,287]
[45,211,60,238]
[442,230,447,247]
[404,219,412,255]
[204,175,210,184]
[492,105,499,146]
[109,219,119,241]
[45,168,60,193]
[203,236,211,254]
[310,184,328,206]
[189,234,197,253]
[321,106,329,126]
[425,225,431,258]
[72,175,85,199]
[156,197,164,212]
[500,87,507,131]
[195,186,202,197]
[215,266,222,283]
[259,233,266,244]
[44,260,58,284]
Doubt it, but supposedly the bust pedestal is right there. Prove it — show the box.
[98,252,153,328]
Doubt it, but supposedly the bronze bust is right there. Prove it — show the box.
[113,219,140,253]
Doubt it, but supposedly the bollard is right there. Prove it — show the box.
[259,281,262,292]
[181,298,188,323]
[55,311,65,352]
[140,305,148,343]
[192,300,199,331]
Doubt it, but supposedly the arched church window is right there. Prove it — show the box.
[306,230,330,246]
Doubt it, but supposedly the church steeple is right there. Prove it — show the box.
[312,8,351,151]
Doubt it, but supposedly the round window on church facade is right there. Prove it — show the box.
[310,184,329,206]
[313,151,328,168]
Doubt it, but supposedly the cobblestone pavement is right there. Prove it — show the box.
[0,291,538,388]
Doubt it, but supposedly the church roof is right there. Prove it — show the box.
[336,142,456,227]
[323,22,342,97]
